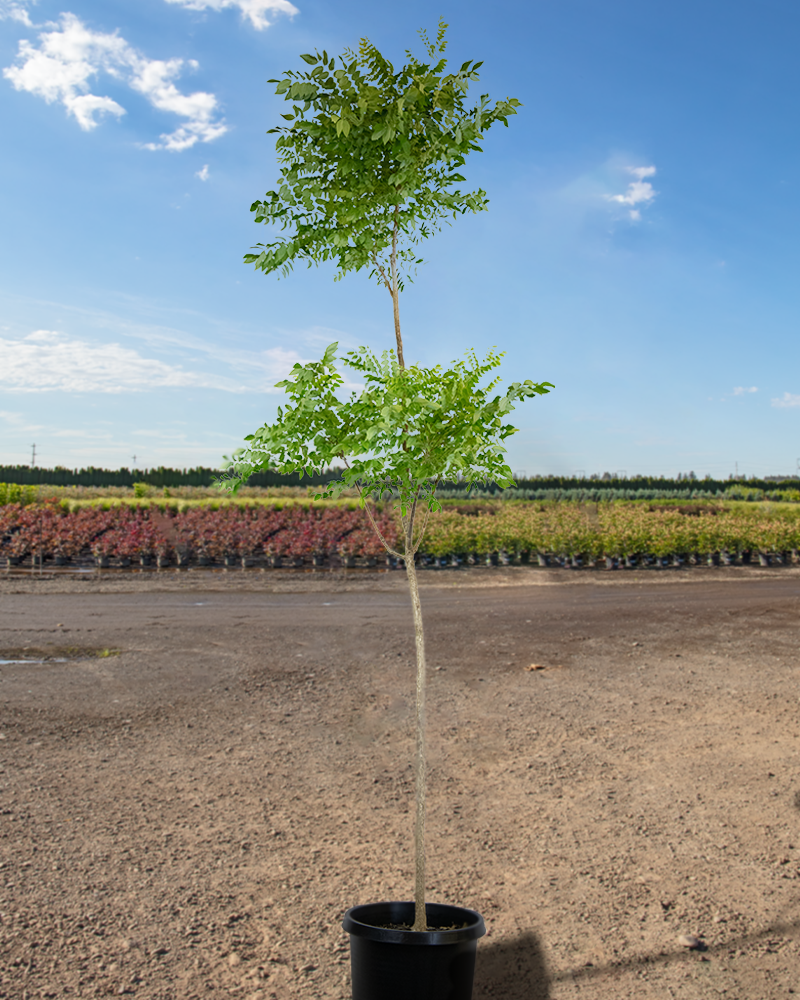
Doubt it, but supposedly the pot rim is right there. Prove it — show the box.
[343,901,485,946]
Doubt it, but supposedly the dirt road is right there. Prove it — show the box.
[1,567,799,998]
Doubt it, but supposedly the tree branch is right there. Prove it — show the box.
[370,252,393,296]
[411,479,439,554]
[355,481,403,559]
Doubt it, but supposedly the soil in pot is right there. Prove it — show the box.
[343,901,485,1000]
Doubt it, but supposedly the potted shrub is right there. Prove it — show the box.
[220,24,552,999]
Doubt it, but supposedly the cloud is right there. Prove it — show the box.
[772,392,800,409]
[0,0,36,25]
[733,386,758,396]
[0,330,247,392]
[2,12,227,149]
[196,163,209,180]
[606,165,657,221]
[164,0,299,31]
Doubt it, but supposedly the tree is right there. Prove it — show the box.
[222,23,553,933]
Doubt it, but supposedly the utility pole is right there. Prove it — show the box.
[31,443,36,467]
[132,454,137,467]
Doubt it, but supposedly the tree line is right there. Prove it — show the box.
[1,465,798,494]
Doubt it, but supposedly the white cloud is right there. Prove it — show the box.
[0,0,36,25]
[606,165,657,221]
[196,163,210,180]
[733,386,758,396]
[164,0,299,31]
[772,392,800,409]
[2,12,227,149]
[0,330,246,392]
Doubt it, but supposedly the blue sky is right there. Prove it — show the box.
[1,0,798,478]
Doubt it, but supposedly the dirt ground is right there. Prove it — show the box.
[1,564,799,1000]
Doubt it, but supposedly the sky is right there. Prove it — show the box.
[1,0,799,479]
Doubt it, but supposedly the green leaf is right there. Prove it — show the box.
[244,23,521,289]
[220,346,552,538]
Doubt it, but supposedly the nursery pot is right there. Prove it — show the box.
[343,901,485,1000]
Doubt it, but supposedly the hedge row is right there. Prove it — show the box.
[3,501,800,568]
[4,480,800,506]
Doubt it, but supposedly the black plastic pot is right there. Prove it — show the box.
[343,901,485,1000]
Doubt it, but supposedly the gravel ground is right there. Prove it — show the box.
[1,565,799,999]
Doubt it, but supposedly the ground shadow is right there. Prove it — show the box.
[472,917,800,997]
[551,916,800,986]
[473,931,550,999]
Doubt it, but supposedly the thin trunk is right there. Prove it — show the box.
[390,208,405,368]
[392,288,404,369]
[405,548,428,931]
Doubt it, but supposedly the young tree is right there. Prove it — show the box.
[222,23,553,934]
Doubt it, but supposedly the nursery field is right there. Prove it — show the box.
[1,570,799,999]
[4,498,800,570]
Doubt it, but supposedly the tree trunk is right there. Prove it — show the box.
[404,553,428,931]
[390,211,405,369]
[392,287,405,368]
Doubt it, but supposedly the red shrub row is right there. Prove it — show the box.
[0,504,397,565]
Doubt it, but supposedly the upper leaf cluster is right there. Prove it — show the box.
[244,19,522,285]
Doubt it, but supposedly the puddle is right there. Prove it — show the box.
[0,647,120,663]
[0,658,68,665]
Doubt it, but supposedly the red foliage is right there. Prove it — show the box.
[0,502,399,565]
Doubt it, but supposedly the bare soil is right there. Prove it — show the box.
[1,565,799,999]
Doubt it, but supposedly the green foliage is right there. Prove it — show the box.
[244,20,521,287]
[218,344,552,520]
[0,483,38,506]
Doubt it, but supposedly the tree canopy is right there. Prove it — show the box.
[220,344,553,517]
[244,20,521,364]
